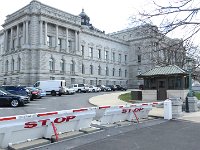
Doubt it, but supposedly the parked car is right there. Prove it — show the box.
[71,84,89,93]
[116,85,127,91]
[97,85,111,91]
[106,85,117,91]
[88,85,100,92]
[26,87,42,100]
[0,85,31,103]
[63,86,75,95]
[36,88,46,97]
[0,89,27,107]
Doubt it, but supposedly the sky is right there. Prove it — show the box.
[1,0,200,47]
[0,0,153,34]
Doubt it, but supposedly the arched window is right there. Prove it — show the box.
[98,65,101,75]
[112,68,115,76]
[125,69,127,77]
[17,57,21,71]
[70,60,75,73]
[60,59,65,72]
[82,64,85,74]
[105,66,109,76]
[49,58,54,71]
[90,65,93,75]
[119,68,121,77]
[11,59,14,72]
[5,60,9,73]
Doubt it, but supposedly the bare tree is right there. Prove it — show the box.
[129,0,200,70]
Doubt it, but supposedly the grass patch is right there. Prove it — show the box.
[194,92,200,100]
[118,92,131,102]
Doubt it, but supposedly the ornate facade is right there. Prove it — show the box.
[0,0,185,88]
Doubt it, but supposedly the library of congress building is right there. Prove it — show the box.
[0,0,185,88]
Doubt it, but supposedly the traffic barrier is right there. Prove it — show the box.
[0,107,96,148]
[0,100,170,149]
[95,103,153,125]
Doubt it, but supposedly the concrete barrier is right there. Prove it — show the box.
[0,107,96,148]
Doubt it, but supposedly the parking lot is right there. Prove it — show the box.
[0,92,108,117]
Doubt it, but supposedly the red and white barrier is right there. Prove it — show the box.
[0,107,96,148]
[0,100,171,149]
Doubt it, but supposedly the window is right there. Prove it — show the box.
[112,68,115,76]
[98,65,101,75]
[49,58,54,71]
[105,67,109,76]
[105,51,109,61]
[118,54,121,63]
[89,47,93,58]
[119,69,121,77]
[82,64,85,74]
[5,60,9,73]
[47,36,52,47]
[17,57,21,71]
[50,76,55,80]
[60,59,65,72]
[98,49,101,59]
[11,59,14,72]
[138,55,141,64]
[70,60,75,74]
[81,45,84,56]
[68,40,72,51]
[112,52,115,62]
[90,80,93,85]
[125,55,127,63]
[125,69,127,77]
[90,65,93,75]
[58,38,61,51]
[19,37,22,47]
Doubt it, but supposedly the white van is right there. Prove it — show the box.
[33,80,66,96]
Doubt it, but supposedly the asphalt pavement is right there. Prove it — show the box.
[31,90,200,150]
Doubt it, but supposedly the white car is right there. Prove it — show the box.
[63,86,75,95]
[88,85,100,92]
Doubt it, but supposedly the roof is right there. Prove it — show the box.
[139,65,188,77]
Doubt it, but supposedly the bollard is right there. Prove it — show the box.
[164,99,172,120]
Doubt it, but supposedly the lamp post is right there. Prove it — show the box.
[185,58,193,113]
[186,58,193,97]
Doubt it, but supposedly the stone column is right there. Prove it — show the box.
[169,97,183,119]
[66,28,68,52]
[16,24,19,49]
[23,22,26,44]
[188,97,199,112]
[56,25,58,49]
[10,27,13,50]
[39,20,43,45]
[77,31,80,51]
[75,30,77,51]
[4,30,8,52]
[25,21,29,44]
[44,22,47,45]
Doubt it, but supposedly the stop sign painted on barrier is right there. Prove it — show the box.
[24,115,76,128]
[122,108,144,113]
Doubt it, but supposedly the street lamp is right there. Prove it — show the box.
[186,58,193,97]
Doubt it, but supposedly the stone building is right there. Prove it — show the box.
[0,0,186,88]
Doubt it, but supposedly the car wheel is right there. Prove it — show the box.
[10,99,19,107]
[66,91,69,95]
[78,89,81,93]
[58,93,62,96]
[51,91,56,96]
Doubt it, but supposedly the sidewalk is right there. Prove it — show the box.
[89,90,200,120]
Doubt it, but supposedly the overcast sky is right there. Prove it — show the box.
[0,0,154,33]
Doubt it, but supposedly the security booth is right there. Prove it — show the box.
[137,65,189,101]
